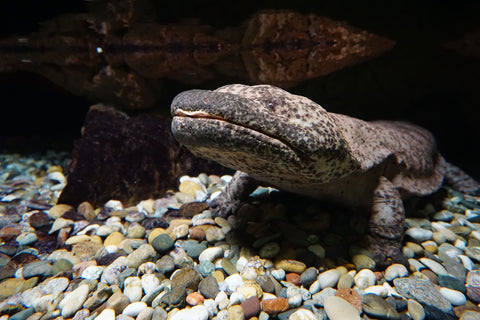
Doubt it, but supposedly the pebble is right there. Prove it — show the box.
[198,247,223,263]
[354,269,376,289]
[241,296,261,318]
[317,269,340,289]
[324,296,361,320]
[275,259,306,273]
[151,233,174,253]
[59,284,90,318]
[407,298,425,320]
[126,244,156,269]
[122,301,147,317]
[385,263,409,281]
[300,267,318,287]
[352,254,376,270]
[394,277,452,313]
[362,293,400,319]
[419,257,448,275]
[440,287,467,306]
[261,297,289,315]
[405,227,433,242]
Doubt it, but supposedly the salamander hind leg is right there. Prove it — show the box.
[367,176,407,268]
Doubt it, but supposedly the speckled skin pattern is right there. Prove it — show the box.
[171,84,480,266]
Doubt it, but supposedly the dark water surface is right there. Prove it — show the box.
[0,0,479,178]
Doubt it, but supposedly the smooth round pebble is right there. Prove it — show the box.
[385,263,409,281]
[95,308,115,320]
[59,284,90,318]
[288,308,317,320]
[407,299,425,320]
[354,269,376,289]
[122,301,147,317]
[199,247,223,263]
[324,296,361,320]
[440,287,467,306]
[419,257,448,276]
[405,227,433,242]
[317,269,340,289]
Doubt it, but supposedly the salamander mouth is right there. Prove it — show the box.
[172,109,300,154]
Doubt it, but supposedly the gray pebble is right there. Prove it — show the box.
[22,261,54,279]
[181,240,207,259]
[198,275,219,299]
[151,234,174,253]
[362,294,400,320]
[394,277,452,313]
[300,267,318,288]
[156,255,175,274]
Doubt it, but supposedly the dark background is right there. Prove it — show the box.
[0,0,479,178]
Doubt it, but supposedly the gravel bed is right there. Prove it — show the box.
[1,152,480,320]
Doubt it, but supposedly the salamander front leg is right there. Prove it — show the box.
[367,176,407,268]
[209,171,258,217]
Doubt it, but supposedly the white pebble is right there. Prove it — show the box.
[271,268,286,281]
[288,294,303,308]
[81,266,103,280]
[439,287,466,306]
[170,305,209,320]
[94,308,115,320]
[289,308,317,320]
[354,269,376,289]
[122,301,147,317]
[123,276,143,302]
[59,284,89,318]
[104,199,123,211]
[229,292,246,306]
[141,274,160,295]
[309,280,321,294]
[454,238,466,250]
[324,295,361,320]
[198,247,223,263]
[363,285,388,297]
[458,255,475,271]
[384,263,408,281]
[419,258,448,276]
[405,227,433,242]
[223,274,244,293]
[317,269,340,289]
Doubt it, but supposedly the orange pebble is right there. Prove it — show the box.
[285,272,301,286]
[186,292,205,306]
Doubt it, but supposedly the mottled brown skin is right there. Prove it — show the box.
[171,84,480,267]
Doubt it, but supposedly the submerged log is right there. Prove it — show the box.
[58,105,225,206]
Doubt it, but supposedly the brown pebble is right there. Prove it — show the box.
[0,225,23,240]
[241,296,261,319]
[454,305,480,318]
[77,202,97,221]
[261,297,289,315]
[186,292,204,306]
[421,269,438,284]
[29,211,50,228]
[189,226,206,241]
[336,287,362,313]
[285,273,301,286]
[179,202,209,218]
[9,252,40,267]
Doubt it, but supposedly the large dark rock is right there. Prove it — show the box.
[58,104,225,207]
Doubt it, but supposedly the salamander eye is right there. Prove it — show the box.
[266,101,275,111]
